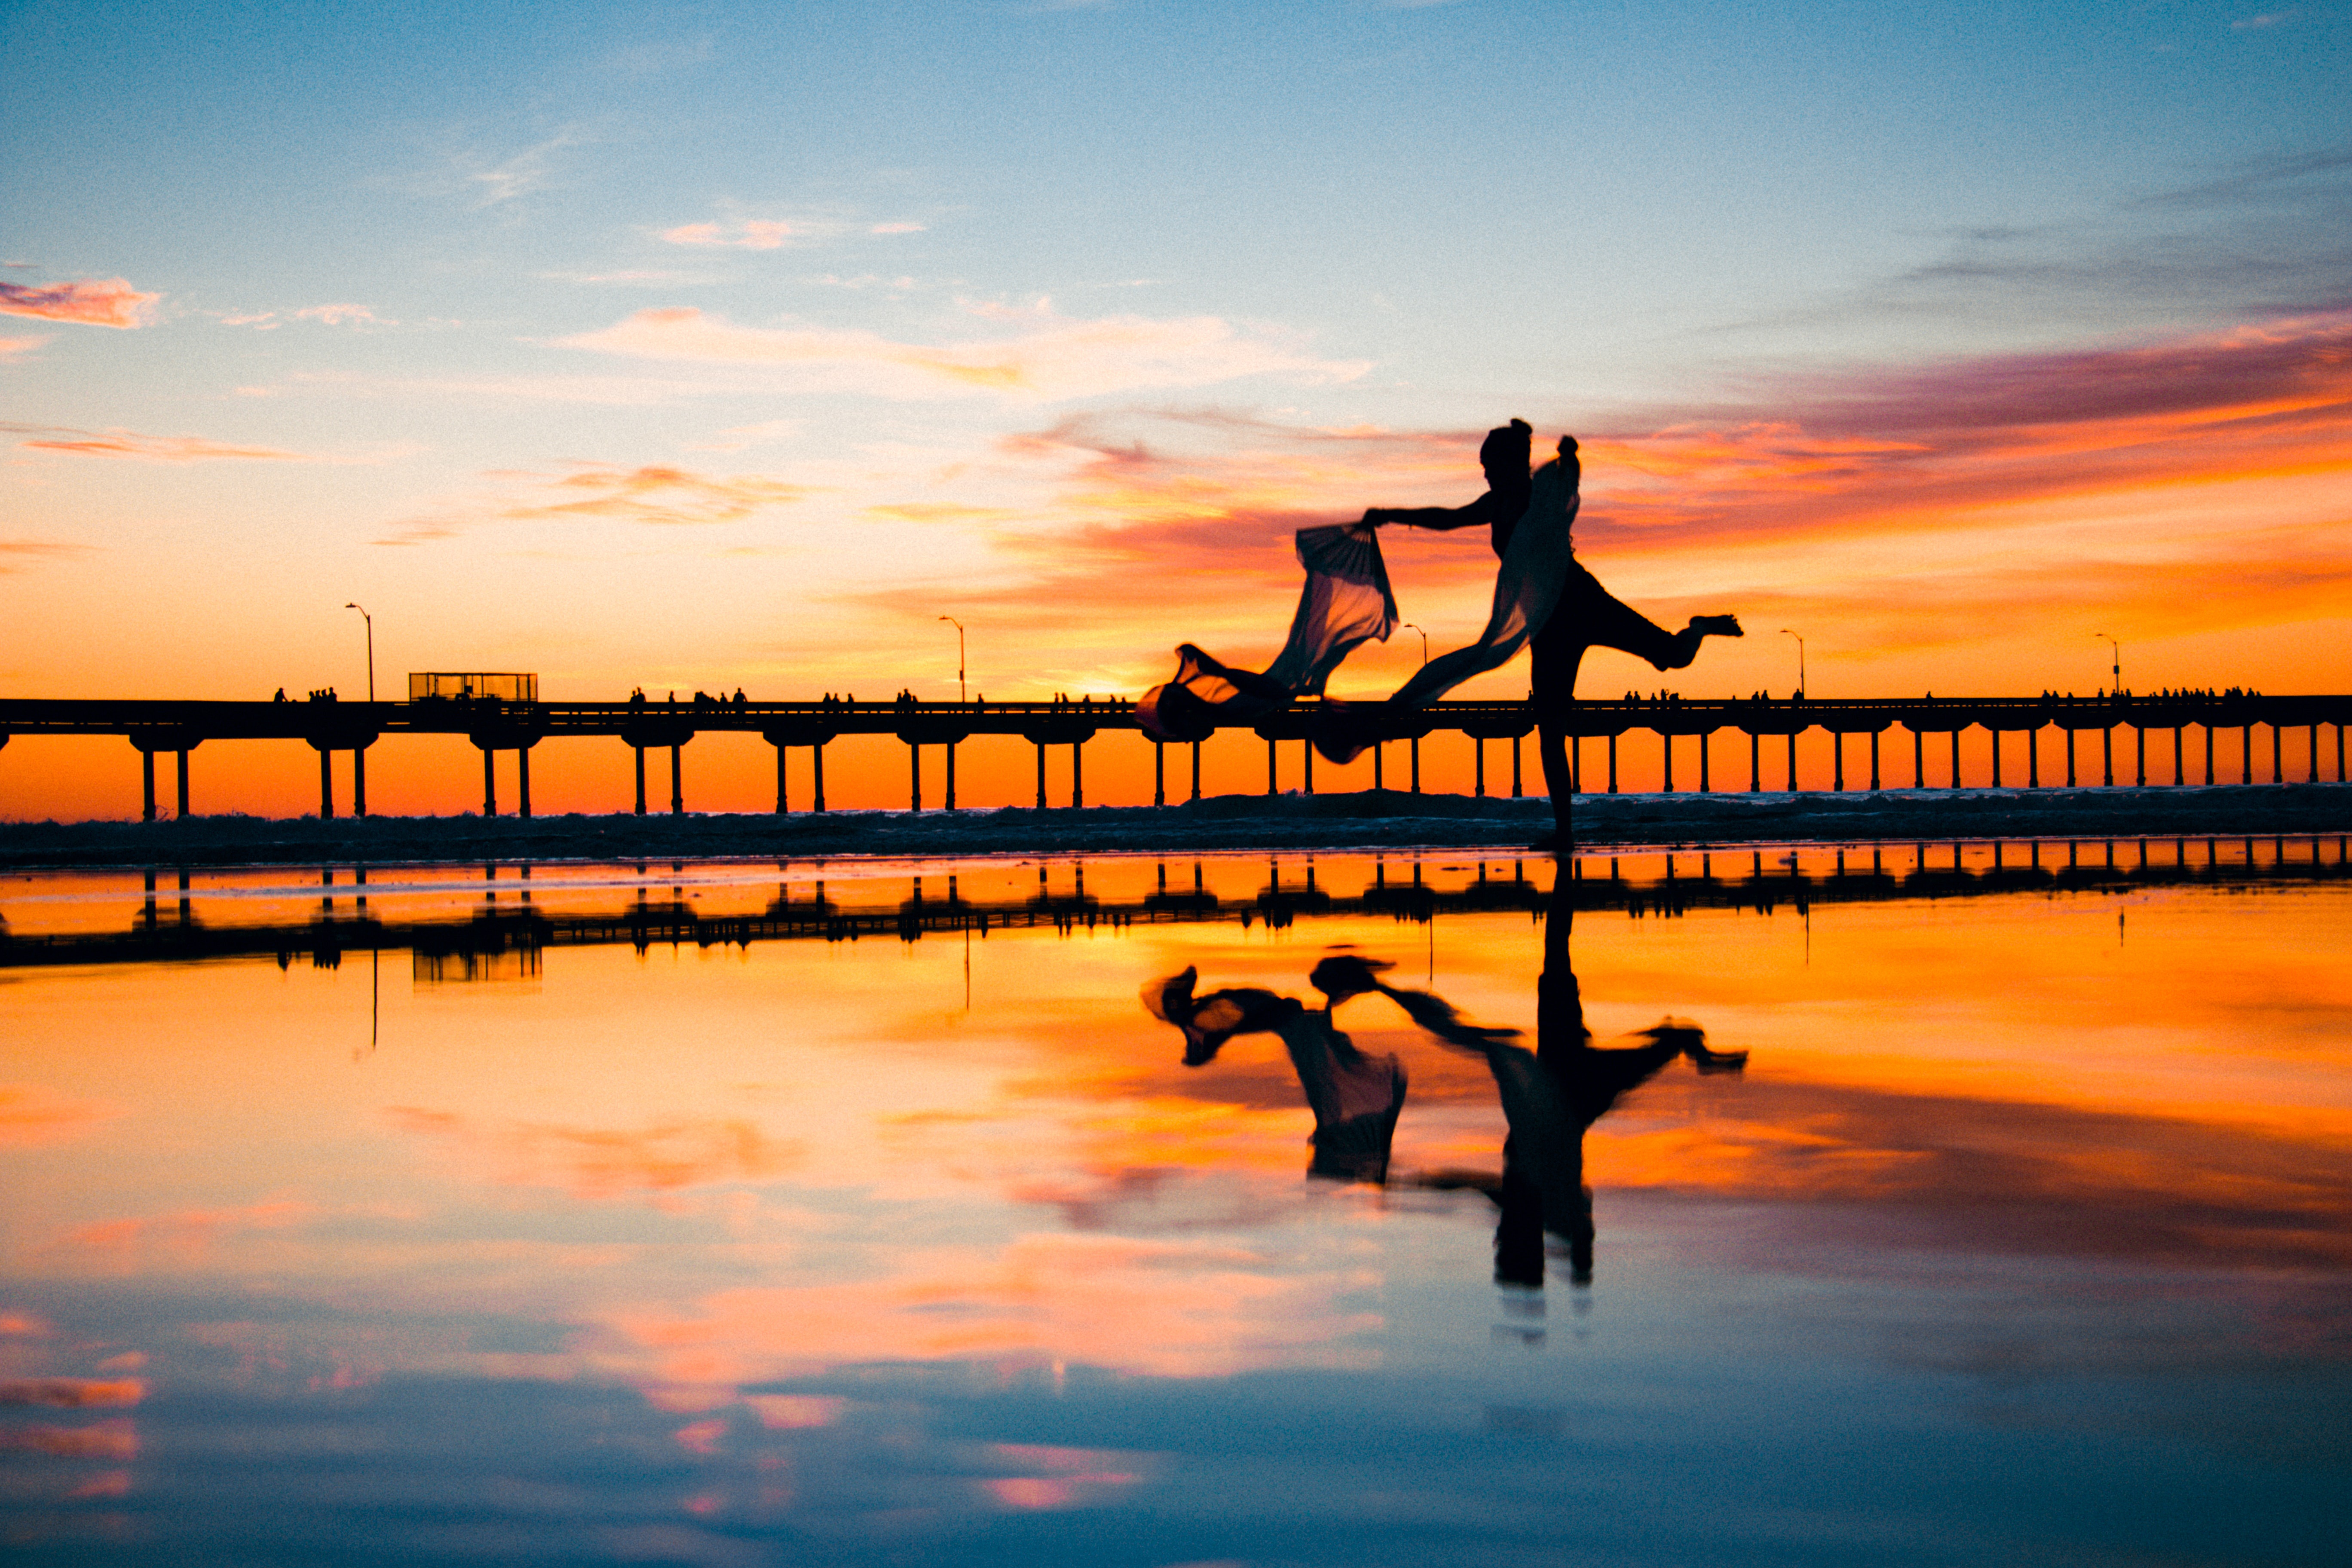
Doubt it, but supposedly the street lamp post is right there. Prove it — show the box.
[1779,628,1804,698]
[344,603,374,701]
[938,616,965,703]
[2093,631,2119,693]
[1401,622,1428,666]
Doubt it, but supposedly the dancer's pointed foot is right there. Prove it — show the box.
[1689,614,1743,638]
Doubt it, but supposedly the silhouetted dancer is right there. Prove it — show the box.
[1363,422,1742,849]
[1142,967,1409,1183]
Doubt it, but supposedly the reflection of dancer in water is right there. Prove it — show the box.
[1363,420,1743,849]
[1456,898,1746,1286]
[1143,966,1414,1183]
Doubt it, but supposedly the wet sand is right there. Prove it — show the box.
[3,782,2347,867]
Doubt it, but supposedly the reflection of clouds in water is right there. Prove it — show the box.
[383,1107,806,1199]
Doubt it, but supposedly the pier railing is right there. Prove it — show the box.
[2,692,2345,820]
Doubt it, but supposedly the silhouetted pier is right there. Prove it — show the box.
[2,692,2345,820]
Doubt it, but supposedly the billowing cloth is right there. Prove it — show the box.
[1136,459,1579,753]
[1135,524,1396,745]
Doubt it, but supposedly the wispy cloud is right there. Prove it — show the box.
[3,423,307,461]
[564,306,1370,401]
[294,303,389,326]
[0,334,49,360]
[465,129,585,207]
[662,220,794,250]
[0,277,158,329]
[383,462,817,542]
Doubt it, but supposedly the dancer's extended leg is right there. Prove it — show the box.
[1530,564,1740,849]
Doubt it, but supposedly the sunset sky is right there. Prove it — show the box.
[3,0,2347,816]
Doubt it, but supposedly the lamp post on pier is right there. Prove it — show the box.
[344,603,374,702]
[1779,628,1804,698]
[938,616,965,703]
[2093,631,2120,693]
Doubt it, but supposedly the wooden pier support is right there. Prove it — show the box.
[1833,732,1844,792]
[1072,739,1084,808]
[1154,741,1165,807]
[1913,727,1925,790]
[1749,731,1761,792]
[1191,740,1203,802]
[1869,730,1880,791]
[671,744,683,816]
[518,746,531,820]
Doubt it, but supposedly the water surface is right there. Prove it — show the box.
[4,843,2349,1565]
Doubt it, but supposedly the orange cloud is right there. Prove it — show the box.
[564,306,1368,401]
[3,423,305,461]
[0,333,48,360]
[0,278,156,328]
[292,303,388,326]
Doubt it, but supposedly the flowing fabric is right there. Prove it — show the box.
[1135,523,1398,744]
[1135,459,1580,751]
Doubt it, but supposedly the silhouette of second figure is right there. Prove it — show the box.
[1142,904,1744,1286]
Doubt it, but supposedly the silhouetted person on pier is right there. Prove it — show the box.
[1364,423,1742,848]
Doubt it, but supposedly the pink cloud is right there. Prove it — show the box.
[0,278,157,328]
[0,334,49,360]
[3,423,306,461]
[662,220,792,250]
[293,303,388,326]
[65,1470,134,1499]
[870,221,924,235]
[563,306,1369,401]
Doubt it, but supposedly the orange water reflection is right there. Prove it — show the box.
[3,848,2349,1467]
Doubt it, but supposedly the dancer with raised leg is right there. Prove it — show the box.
[1363,421,1742,850]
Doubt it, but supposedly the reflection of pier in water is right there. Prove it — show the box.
[5,836,2346,971]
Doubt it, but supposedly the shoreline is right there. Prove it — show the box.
[2,784,2347,868]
